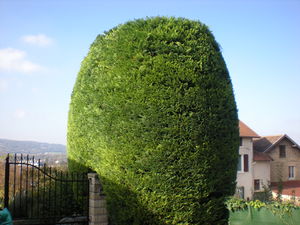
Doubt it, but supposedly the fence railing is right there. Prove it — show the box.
[4,154,89,225]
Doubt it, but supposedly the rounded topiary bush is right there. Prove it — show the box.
[68,17,239,225]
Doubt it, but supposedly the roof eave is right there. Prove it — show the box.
[264,134,300,152]
[240,135,261,138]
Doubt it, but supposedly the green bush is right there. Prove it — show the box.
[227,197,299,225]
[68,17,239,225]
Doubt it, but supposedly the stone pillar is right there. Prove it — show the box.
[88,173,108,225]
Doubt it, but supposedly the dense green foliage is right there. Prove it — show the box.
[68,17,239,225]
[227,197,299,225]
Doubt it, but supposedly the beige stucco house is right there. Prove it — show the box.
[236,121,272,200]
[235,122,300,200]
[254,135,300,183]
[252,150,272,193]
[236,121,259,199]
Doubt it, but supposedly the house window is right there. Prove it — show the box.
[240,138,243,146]
[237,155,242,171]
[244,154,249,172]
[237,154,249,172]
[289,166,295,179]
[279,145,286,158]
[254,179,260,191]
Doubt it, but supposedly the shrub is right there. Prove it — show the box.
[226,197,299,224]
[253,184,273,202]
[68,17,239,225]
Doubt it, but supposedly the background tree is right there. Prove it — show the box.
[68,17,239,225]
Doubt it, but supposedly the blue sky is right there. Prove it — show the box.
[0,0,299,145]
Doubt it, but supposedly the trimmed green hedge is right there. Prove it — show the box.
[68,17,239,225]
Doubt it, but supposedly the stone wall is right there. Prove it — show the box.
[88,173,108,225]
[269,139,300,182]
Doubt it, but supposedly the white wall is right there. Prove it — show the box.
[236,137,253,200]
[253,161,271,191]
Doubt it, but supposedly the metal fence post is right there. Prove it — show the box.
[4,154,10,208]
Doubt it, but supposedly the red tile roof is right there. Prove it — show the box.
[253,135,283,152]
[254,134,300,153]
[253,150,272,161]
[239,121,260,138]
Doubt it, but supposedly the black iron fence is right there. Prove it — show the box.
[4,154,89,225]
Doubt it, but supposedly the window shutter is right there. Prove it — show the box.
[244,154,249,172]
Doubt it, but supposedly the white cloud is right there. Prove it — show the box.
[0,48,43,73]
[21,34,53,47]
[14,109,26,119]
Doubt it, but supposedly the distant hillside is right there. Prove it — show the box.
[0,138,66,155]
